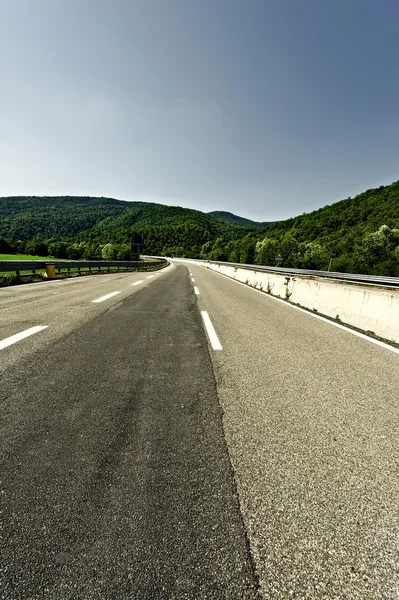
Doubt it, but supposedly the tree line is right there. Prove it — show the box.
[199,181,399,276]
[1,181,399,276]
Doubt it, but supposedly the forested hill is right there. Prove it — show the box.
[1,181,399,276]
[0,196,155,240]
[252,180,399,275]
[0,196,256,260]
[207,211,273,228]
[213,180,399,276]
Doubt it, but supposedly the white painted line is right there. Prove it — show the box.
[201,311,222,350]
[194,286,200,295]
[92,291,121,303]
[191,277,195,282]
[213,271,399,356]
[0,325,48,350]
[147,275,154,279]
[131,280,144,286]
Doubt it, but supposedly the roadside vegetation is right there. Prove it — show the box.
[1,180,399,276]
[0,260,164,288]
[0,253,52,261]
[0,252,165,287]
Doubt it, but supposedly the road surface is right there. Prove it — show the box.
[1,261,398,599]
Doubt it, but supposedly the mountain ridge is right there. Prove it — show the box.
[207,210,274,228]
[1,180,399,275]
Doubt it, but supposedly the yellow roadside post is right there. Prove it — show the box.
[44,264,56,279]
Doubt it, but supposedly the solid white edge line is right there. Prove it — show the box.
[194,286,200,295]
[92,291,121,303]
[208,269,399,356]
[0,326,48,350]
[131,280,144,286]
[201,311,223,350]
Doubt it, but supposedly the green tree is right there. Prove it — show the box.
[299,242,329,270]
[239,234,256,264]
[101,243,119,260]
[225,240,240,263]
[354,225,399,274]
[116,244,133,260]
[280,232,299,266]
[255,237,279,265]
[200,241,212,258]
[66,244,83,259]
[0,238,11,253]
[25,238,48,256]
[48,241,69,258]
[82,243,102,260]
[209,238,228,261]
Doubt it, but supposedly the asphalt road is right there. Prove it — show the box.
[185,260,399,600]
[0,268,169,373]
[1,261,398,599]
[0,265,260,599]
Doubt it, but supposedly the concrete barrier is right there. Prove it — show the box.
[198,261,399,345]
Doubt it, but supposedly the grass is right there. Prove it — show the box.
[0,253,51,261]
[0,255,61,282]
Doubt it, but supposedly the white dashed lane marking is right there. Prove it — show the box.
[92,292,121,303]
[201,311,222,351]
[0,326,48,350]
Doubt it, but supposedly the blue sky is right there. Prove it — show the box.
[1,0,398,221]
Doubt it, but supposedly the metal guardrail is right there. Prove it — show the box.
[0,259,168,276]
[199,260,399,289]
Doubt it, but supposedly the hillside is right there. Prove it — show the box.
[0,196,155,240]
[207,211,273,228]
[1,181,399,275]
[205,181,399,275]
[0,196,254,260]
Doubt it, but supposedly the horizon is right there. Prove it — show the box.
[1,1,398,221]
[1,175,397,225]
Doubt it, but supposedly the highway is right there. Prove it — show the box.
[1,262,398,599]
